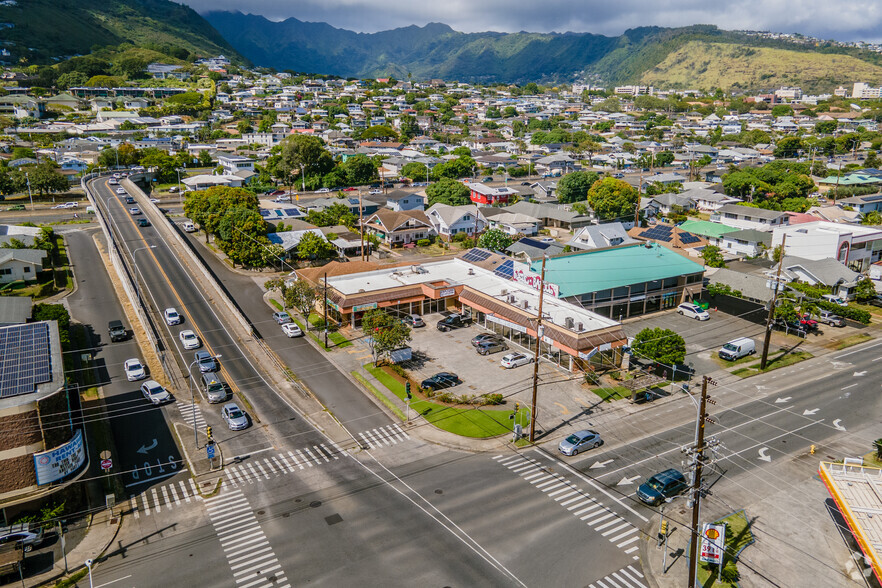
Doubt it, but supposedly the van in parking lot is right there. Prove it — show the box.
[718,337,756,361]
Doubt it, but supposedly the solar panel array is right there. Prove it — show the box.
[461,248,492,263]
[678,232,701,245]
[493,260,515,279]
[0,323,52,399]
[518,237,552,250]
[639,225,701,245]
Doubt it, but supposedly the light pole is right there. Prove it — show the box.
[299,163,306,192]
[132,245,157,307]
[176,168,183,195]
[187,355,220,448]
[25,172,34,211]
[85,559,94,588]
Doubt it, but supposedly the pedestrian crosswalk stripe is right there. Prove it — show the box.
[585,512,616,525]
[547,485,574,497]
[610,528,637,543]
[296,449,311,467]
[522,471,544,481]
[264,460,278,475]
[169,484,180,505]
[554,490,579,502]
[601,521,631,536]
[228,545,272,567]
[288,451,304,469]
[151,488,161,513]
[624,546,639,554]
[229,548,274,570]
[179,481,191,503]
[303,447,321,465]
[617,536,639,548]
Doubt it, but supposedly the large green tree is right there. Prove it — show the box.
[362,309,412,366]
[21,162,67,196]
[631,327,686,365]
[297,231,335,260]
[426,178,471,206]
[556,171,599,204]
[277,135,335,189]
[340,154,378,185]
[477,228,513,252]
[284,280,318,329]
[586,177,639,221]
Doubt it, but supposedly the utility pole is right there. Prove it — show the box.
[687,376,716,588]
[358,191,365,262]
[529,255,548,443]
[323,272,329,349]
[760,234,786,370]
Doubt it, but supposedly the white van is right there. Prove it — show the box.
[718,337,756,361]
[182,221,196,233]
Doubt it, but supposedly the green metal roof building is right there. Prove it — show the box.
[677,219,739,239]
[532,243,706,319]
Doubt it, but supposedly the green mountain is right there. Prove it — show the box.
[0,0,242,64]
[203,13,882,91]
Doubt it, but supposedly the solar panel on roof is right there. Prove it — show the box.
[462,248,491,262]
[0,323,52,399]
[493,260,515,279]
[679,232,701,245]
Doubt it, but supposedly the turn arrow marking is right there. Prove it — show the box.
[853,371,867,377]
[833,419,847,431]
[590,460,614,469]
[775,397,792,404]
[137,439,158,454]
[617,475,641,486]
[758,447,771,462]
[803,408,820,416]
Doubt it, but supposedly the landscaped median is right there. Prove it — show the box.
[269,297,352,350]
[716,347,813,378]
[360,364,515,439]
[697,510,755,587]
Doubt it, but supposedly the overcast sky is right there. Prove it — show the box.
[181,0,882,42]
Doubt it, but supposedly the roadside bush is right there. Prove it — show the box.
[422,387,436,398]
[38,281,56,297]
[435,392,454,403]
[815,300,871,324]
[720,561,740,582]
[482,393,504,405]
[388,364,408,378]
[457,394,473,404]
[416,239,431,247]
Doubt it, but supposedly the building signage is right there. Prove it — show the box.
[34,429,86,486]
[325,299,340,311]
[699,523,726,564]
[513,267,560,298]
[486,314,527,333]
[352,302,378,312]
[438,288,456,298]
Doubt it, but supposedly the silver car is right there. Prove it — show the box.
[222,402,249,430]
[558,430,602,456]
[140,380,172,405]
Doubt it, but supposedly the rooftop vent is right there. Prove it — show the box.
[565,317,574,329]
[522,300,529,310]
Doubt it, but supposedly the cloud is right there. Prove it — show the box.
[182,0,882,42]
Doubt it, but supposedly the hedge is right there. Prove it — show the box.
[815,300,871,324]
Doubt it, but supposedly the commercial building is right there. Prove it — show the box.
[0,321,85,507]
[772,221,882,273]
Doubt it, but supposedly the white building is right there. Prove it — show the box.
[771,221,882,273]
[218,155,255,175]
[852,82,882,100]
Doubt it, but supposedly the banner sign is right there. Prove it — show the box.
[34,429,86,486]
[699,523,726,564]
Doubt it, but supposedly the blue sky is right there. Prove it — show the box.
[182,0,882,42]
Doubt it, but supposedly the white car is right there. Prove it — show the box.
[108,178,118,186]
[116,187,126,195]
[179,330,200,350]
[124,358,146,381]
[164,307,182,325]
[677,303,709,321]
[141,380,172,405]
[281,323,303,337]
[368,189,382,194]
[500,352,532,369]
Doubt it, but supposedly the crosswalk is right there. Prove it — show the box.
[588,565,647,588]
[358,424,410,450]
[224,443,343,487]
[177,400,208,430]
[128,477,201,519]
[492,454,642,557]
[204,488,291,588]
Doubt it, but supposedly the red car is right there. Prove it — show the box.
[797,314,818,330]
[343,187,358,191]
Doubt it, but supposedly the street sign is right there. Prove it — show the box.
[206,442,216,459]
[699,523,726,564]
[100,458,112,471]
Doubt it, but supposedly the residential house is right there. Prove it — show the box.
[0,224,41,248]
[425,203,486,240]
[503,201,594,232]
[676,219,739,248]
[773,256,863,299]
[468,183,518,206]
[267,229,328,258]
[628,223,707,257]
[711,204,789,232]
[567,223,639,251]
[363,209,433,247]
[529,181,558,203]
[485,212,540,236]
[505,237,565,261]
[649,193,696,215]
[218,155,256,175]
[385,190,425,212]
[181,174,245,191]
[835,193,882,216]
[718,228,772,257]
[0,249,47,283]
[682,186,741,212]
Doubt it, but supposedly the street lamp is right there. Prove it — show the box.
[85,559,94,588]
[187,354,221,448]
[25,171,34,211]
[132,245,157,307]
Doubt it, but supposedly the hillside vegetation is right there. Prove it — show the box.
[640,41,882,93]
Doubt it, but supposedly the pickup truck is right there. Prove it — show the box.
[108,320,127,342]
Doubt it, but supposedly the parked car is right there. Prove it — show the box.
[821,294,848,307]
[558,430,602,456]
[195,350,217,373]
[281,323,303,337]
[483,176,494,182]
[796,313,819,331]
[222,402,249,430]
[316,188,331,193]
[163,307,182,325]
[179,330,200,350]
[141,380,172,405]
[420,372,461,391]
[677,303,709,321]
[816,310,845,327]
[501,352,532,369]
[476,339,508,355]
[273,195,291,203]
[272,311,292,325]
[402,314,425,328]
[124,358,146,381]
[437,313,471,332]
[0,524,43,553]
[636,468,688,505]
[471,332,504,347]
[137,218,150,227]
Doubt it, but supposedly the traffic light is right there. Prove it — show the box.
[405,381,412,400]
[206,426,212,439]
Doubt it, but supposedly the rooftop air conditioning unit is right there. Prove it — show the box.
[565,317,574,329]
[501,289,508,296]
[522,300,529,309]
[576,322,583,332]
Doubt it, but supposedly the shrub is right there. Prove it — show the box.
[815,300,871,324]
[422,387,436,398]
[389,364,408,378]
[435,392,454,403]
[482,393,504,405]
[416,238,430,247]
[720,561,740,583]
[38,281,56,297]
[457,394,473,404]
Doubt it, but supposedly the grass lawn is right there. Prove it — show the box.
[291,313,352,349]
[592,386,631,402]
[269,298,283,311]
[730,350,813,378]
[697,510,755,587]
[830,333,873,350]
[364,364,512,438]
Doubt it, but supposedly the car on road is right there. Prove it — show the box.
[676,302,709,320]
[273,195,291,203]
[136,218,150,227]
[476,339,508,355]
[108,320,127,342]
[281,323,303,337]
[637,468,688,505]
[179,330,200,350]
[108,178,118,185]
[436,313,470,332]
[124,358,146,381]
[116,188,126,195]
[343,187,357,191]
[316,188,331,193]
[195,350,217,372]
[124,196,135,204]
[471,332,504,347]
[817,309,845,327]
[129,207,141,215]
[182,221,196,232]
[369,189,382,194]
[0,525,44,553]
[52,203,69,209]
[558,430,602,456]
[420,372,461,391]
[6,204,25,211]
[521,181,531,186]
[483,176,494,182]
[141,380,172,405]
[402,314,425,328]
[272,311,292,325]
[222,402,249,430]
[500,352,532,369]
[163,307,182,325]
